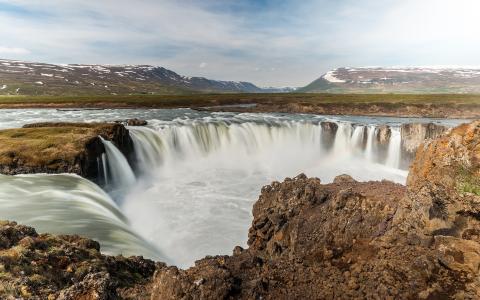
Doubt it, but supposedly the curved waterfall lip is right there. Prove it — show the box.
[0,173,165,262]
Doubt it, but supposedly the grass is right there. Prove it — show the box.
[456,167,480,196]
[0,124,114,168]
[0,93,479,108]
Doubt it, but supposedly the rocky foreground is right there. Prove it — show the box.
[2,121,480,299]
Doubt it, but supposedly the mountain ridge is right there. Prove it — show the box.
[0,59,290,95]
[299,66,480,93]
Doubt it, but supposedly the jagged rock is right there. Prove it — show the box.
[375,125,391,145]
[400,123,448,168]
[333,174,357,184]
[374,125,391,163]
[320,122,338,151]
[0,221,156,299]
[115,118,148,126]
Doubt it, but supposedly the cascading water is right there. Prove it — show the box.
[365,125,375,162]
[350,125,365,151]
[128,126,165,173]
[386,128,402,169]
[124,119,410,267]
[99,137,136,193]
[0,108,464,269]
[0,173,163,261]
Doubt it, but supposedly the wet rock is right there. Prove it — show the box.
[400,123,448,168]
[374,125,391,163]
[375,125,391,145]
[320,121,338,151]
[115,118,148,126]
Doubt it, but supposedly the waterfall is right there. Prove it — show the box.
[386,127,402,169]
[350,125,365,150]
[99,137,136,190]
[0,173,163,261]
[128,127,165,173]
[365,126,375,162]
[332,123,352,155]
[127,121,410,176]
[101,153,109,185]
[123,120,410,267]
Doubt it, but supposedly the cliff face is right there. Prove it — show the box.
[2,120,480,299]
[0,123,134,185]
[400,122,448,168]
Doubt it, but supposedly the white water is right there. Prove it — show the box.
[126,121,408,267]
[100,137,136,193]
[386,128,402,168]
[0,173,163,260]
[128,126,165,173]
[365,126,375,162]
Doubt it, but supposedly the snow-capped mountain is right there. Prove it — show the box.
[300,67,480,93]
[0,59,269,95]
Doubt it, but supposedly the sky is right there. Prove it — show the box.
[1,0,480,87]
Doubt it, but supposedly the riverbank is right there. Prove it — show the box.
[1,93,480,118]
[0,122,134,184]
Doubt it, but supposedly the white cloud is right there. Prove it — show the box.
[0,0,479,86]
[0,46,30,55]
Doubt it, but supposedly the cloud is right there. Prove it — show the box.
[0,46,30,55]
[0,0,479,86]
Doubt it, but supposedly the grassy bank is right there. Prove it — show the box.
[0,93,479,108]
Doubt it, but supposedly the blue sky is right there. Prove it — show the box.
[1,0,480,86]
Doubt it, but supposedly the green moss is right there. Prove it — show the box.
[456,167,480,196]
[0,123,115,168]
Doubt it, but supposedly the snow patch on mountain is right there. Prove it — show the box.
[323,70,346,83]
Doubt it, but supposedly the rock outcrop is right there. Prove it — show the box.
[2,120,480,299]
[320,121,338,151]
[0,220,157,300]
[0,123,134,185]
[374,125,391,163]
[400,122,448,168]
[115,118,148,126]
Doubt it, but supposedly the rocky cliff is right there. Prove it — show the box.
[2,120,480,299]
[0,122,134,185]
[400,122,448,168]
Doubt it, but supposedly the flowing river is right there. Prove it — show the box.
[0,108,467,267]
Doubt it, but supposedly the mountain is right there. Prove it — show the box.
[299,67,480,93]
[0,59,271,95]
